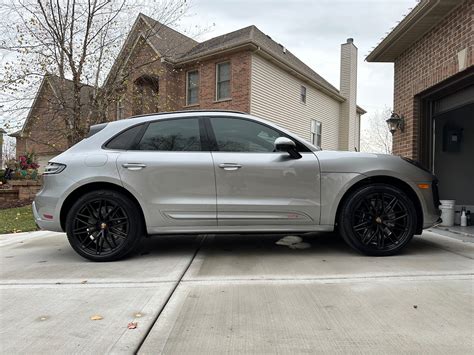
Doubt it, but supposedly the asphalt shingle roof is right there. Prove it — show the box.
[172,24,341,97]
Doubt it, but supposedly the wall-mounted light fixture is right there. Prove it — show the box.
[386,112,405,134]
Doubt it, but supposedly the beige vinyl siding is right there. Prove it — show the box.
[353,113,361,151]
[250,54,341,150]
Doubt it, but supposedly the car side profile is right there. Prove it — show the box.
[33,111,441,261]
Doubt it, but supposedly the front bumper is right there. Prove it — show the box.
[419,180,442,229]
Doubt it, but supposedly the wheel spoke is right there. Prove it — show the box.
[387,213,408,222]
[103,232,115,250]
[376,226,385,249]
[109,227,128,239]
[73,225,92,233]
[353,220,371,231]
[362,228,377,245]
[382,196,397,215]
[104,206,120,220]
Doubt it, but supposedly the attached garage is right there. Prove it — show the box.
[367,0,474,217]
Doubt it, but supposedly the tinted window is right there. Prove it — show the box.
[137,118,201,151]
[105,124,143,150]
[210,117,282,153]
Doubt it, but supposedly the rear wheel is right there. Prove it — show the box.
[66,190,143,261]
[339,183,417,256]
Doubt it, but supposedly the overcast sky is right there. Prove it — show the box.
[181,0,417,116]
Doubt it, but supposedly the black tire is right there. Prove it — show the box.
[66,189,144,261]
[338,183,417,256]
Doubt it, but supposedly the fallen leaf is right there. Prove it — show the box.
[81,280,88,284]
[127,322,138,329]
[90,315,103,321]
[413,305,418,309]
[134,313,143,318]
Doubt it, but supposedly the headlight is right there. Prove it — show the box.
[43,162,66,175]
[401,156,432,174]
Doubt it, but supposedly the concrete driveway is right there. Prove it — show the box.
[0,231,472,354]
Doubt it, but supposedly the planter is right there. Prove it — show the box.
[9,179,42,200]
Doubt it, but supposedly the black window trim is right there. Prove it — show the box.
[203,116,311,153]
[102,116,210,152]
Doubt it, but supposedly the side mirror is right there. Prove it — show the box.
[274,137,302,159]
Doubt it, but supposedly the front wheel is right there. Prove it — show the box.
[338,183,417,256]
[66,189,144,261]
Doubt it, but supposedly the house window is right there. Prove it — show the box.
[216,62,231,100]
[301,85,307,103]
[311,120,322,148]
[186,70,199,105]
[116,98,124,120]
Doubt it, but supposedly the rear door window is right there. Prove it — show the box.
[137,118,202,151]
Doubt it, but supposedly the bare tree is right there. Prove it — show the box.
[360,108,393,154]
[0,0,192,146]
[2,135,16,167]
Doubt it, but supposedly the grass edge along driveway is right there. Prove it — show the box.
[0,205,37,234]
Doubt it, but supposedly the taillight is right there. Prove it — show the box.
[43,162,66,175]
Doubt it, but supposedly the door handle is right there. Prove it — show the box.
[219,163,242,171]
[122,163,147,171]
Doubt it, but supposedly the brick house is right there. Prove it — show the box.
[11,74,94,169]
[12,13,365,166]
[367,0,473,207]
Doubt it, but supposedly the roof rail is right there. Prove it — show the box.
[128,109,247,119]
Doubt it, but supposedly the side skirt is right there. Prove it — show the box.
[146,224,334,235]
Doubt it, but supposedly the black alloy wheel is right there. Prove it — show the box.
[66,190,143,261]
[339,183,417,256]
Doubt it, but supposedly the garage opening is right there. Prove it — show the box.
[419,73,473,229]
[433,99,473,205]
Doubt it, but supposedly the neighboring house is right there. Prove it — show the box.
[12,13,365,165]
[367,0,473,207]
[10,75,94,170]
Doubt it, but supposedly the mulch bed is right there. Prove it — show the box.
[0,198,34,210]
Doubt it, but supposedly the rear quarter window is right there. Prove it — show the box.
[104,124,143,150]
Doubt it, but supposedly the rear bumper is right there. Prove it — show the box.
[32,201,62,231]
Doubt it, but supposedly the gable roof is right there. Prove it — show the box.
[11,75,93,137]
[366,0,463,62]
[139,14,198,60]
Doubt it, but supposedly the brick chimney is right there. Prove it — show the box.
[339,38,358,151]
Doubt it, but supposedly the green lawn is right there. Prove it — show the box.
[0,205,38,234]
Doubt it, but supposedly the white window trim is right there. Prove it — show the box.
[186,69,199,106]
[311,119,322,148]
[215,61,231,101]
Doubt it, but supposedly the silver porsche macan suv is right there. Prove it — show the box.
[34,111,441,261]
